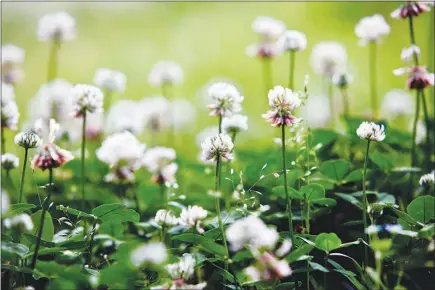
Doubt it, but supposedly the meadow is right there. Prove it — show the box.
[1,1,434,290]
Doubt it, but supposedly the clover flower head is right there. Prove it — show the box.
[252,16,285,40]
[141,96,171,132]
[148,61,183,87]
[393,66,434,90]
[1,97,19,131]
[208,82,244,117]
[356,121,386,142]
[277,30,307,52]
[262,86,301,127]
[201,133,234,162]
[401,45,421,63]
[355,14,390,45]
[1,44,25,65]
[1,153,19,171]
[311,41,348,76]
[381,89,414,118]
[37,11,76,42]
[419,172,434,186]
[332,72,353,89]
[106,100,146,136]
[14,131,43,149]
[246,43,281,58]
[391,1,431,19]
[69,84,104,117]
[93,68,126,93]
[166,253,196,281]
[222,114,248,135]
[130,242,167,268]
[155,209,179,227]
[179,205,208,234]
[4,213,34,231]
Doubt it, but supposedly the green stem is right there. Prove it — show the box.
[327,80,335,129]
[428,10,435,116]
[81,112,87,211]
[262,58,273,94]
[408,14,419,65]
[47,39,60,82]
[375,253,383,289]
[362,140,371,269]
[1,126,6,155]
[215,157,229,273]
[160,183,167,209]
[31,168,53,269]
[87,219,98,266]
[133,183,141,216]
[324,253,328,290]
[369,41,378,120]
[288,51,295,90]
[104,90,113,113]
[18,148,29,203]
[340,88,349,119]
[281,125,294,244]
[411,90,421,169]
[420,90,431,170]
[218,115,223,134]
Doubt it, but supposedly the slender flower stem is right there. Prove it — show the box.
[281,125,294,244]
[420,90,431,170]
[160,183,167,209]
[133,183,141,216]
[428,10,435,116]
[288,51,296,90]
[262,58,273,94]
[327,79,335,129]
[408,15,419,65]
[369,41,378,120]
[215,156,229,272]
[87,219,98,266]
[411,90,421,169]
[362,140,371,269]
[1,126,5,155]
[104,90,113,112]
[375,253,383,289]
[218,115,223,134]
[81,112,87,211]
[340,88,349,119]
[162,83,174,146]
[47,39,60,82]
[31,168,53,269]
[18,148,29,203]
[305,126,311,290]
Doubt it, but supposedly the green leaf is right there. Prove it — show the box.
[308,261,329,272]
[320,159,351,182]
[272,186,303,199]
[418,224,434,239]
[335,193,362,209]
[22,233,55,248]
[315,233,342,253]
[56,205,95,220]
[99,221,124,238]
[407,196,435,224]
[311,129,338,148]
[369,153,395,172]
[275,282,300,290]
[172,233,226,257]
[387,206,421,228]
[23,247,67,259]
[1,241,29,260]
[300,184,325,201]
[92,204,139,223]
[311,198,336,207]
[343,169,372,183]
[29,210,54,244]
[2,203,36,218]
[286,244,314,263]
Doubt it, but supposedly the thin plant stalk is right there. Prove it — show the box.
[375,253,383,289]
[281,125,294,244]
[369,41,378,120]
[362,140,371,269]
[288,51,296,90]
[262,58,273,94]
[87,219,98,266]
[47,40,60,82]
[305,126,311,290]
[420,90,431,169]
[218,115,223,134]
[411,91,421,169]
[340,88,349,119]
[428,10,435,116]
[1,126,5,154]
[31,168,53,269]
[104,90,113,113]
[162,84,174,145]
[81,112,87,211]
[214,156,229,272]
[327,80,335,128]
[133,183,141,216]
[18,148,29,203]
[160,182,167,209]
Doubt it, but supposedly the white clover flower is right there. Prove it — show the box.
[222,114,248,135]
[401,45,421,63]
[1,153,19,171]
[4,213,34,231]
[300,95,331,129]
[96,131,146,181]
[179,205,208,234]
[141,96,171,132]
[155,209,179,226]
[105,100,145,136]
[226,215,279,252]
[2,83,15,103]
[381,89,414,118]
[391,1,431,19]
[419,172,434,186]
[208,82,244,117]
[2,190,10,214]
[14,131,43,149]
[355,14,390,45]
[252,16,285,40]
[277,30,307,52]
[1,98,19,130]
[263,86,301,127]
[259,252,292,278]
[166,253,196,280]
[246,42,281,58]
[37,11,76,42]
[196,126,219,147]
[143,147,176,173]
[93,68,126,93]
[311,41,348,76]
[170,99,197,131]
[332,72,353,88]
[356,121,386,142]
[201,133,234,162]
[69,84,104,117]
[130,242,167,267]
[148,61,183,87]
[2,44,25,65]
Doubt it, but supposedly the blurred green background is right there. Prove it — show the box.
[2,1,434,159]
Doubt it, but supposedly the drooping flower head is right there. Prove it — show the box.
[69,84,104,117]
[93,68,126,93]
[130,242,167,268]
[262,86,301,127]
[154,209,178,227]
[14,131,43,149]
[252,16,285,41]
[419,171,434,187]
[355,14,390,45]
[393,66,434,90]
[37,11,76,42]
[148,61,183,87]
[1,153,19,172]
[391,1,431,19]
[4,213,34,231]
[179,205,208,234]
[208,82,244,117]
[222,114,248,136]
[311,41,348,76]
[31,119,74,171]
[201,133,234,162]
[143,147,177,185]
[1,44,25,84]
[96,131,146,182]
[356,121,386,142]
[277,30,307,52]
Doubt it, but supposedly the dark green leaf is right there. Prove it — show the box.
[320,159,351,182]
[315,233,341,253]
[407,196,435,224]
[56,205,95,219]
[1,241,29,260]
[2,203,36,218]
[286,244,314,263]
[300,184,325,201]
[92,204,139,223]
[369,152,395,172]
[22,233,55,248]
[335,193,362,209]
[311,198,336,207]
[308,261,329,272]
[28,210,54,244]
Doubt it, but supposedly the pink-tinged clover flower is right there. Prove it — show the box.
[393,66,434,90]
[262,86,301,127]
[391,1,431,19]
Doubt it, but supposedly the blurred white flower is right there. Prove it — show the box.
[222,114,248,136]
[93,68,126,93]
[96,131,146,182]
[356,122,386,142]
[1,153,19,171]
[69,84,104,117]
[170,99,197,131]
[414,120,426,145]
[208,82,244,117]
[4,213,34,231]
[37,11,76,42]
[1,97,19,131]
[148,61,183,87]
[332,72,353,89]
[196,126,219,147]
[2,83,15,103]
[155,209,178,227]
[263,86,301,127]
[1,190,10,214]
[401,45,421,63]
[143,147,177,185]
[166,253,196,280]
[159,163,178,185]
[1,44,25,65]
[179,205,208,234]
[355,14,390,45]
[391,2,431,19]
[246,43,281,58]
[105,100,145,135]
[201,133,234,162]
[252,16,285,40]
[311,41,348,76]
[300,95,331,128]
[14,131,42,149]
[419,172,434,186]
[226,215,279,252]
[130,242,167,267]
[141,96,171,132]
[277,30,307,52]
[381,89,414,118]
